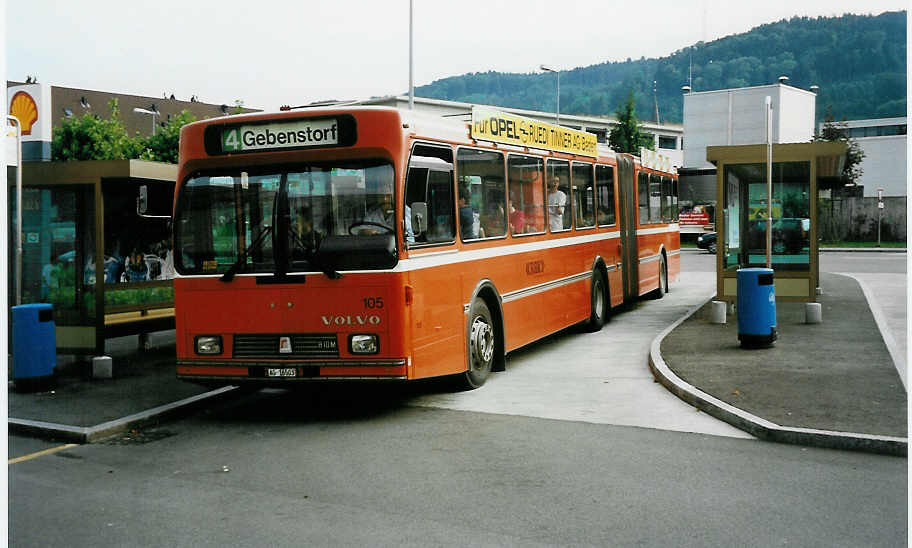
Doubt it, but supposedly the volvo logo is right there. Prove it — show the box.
[321,315,381,326]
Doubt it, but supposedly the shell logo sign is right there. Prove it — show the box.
[10,91,39,135]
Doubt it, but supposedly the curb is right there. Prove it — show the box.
[647,297,908,457]
[9,386,239,444]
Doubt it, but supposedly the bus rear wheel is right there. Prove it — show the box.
[586,270,609,332]
[458,299,495,390]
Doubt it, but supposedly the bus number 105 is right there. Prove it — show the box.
[363,297,384,309]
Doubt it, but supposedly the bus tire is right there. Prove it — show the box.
[651,255,668,299]
[458,298,495,390]
[586,270,609,332]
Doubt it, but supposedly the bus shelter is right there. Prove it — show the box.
[707,141,847,302]
[8,159,177,355]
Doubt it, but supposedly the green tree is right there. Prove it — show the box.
[51,99,143,161]
[813,105,865,186]
[608,91,655,154]
[814,105,866,241]
[139,110,197,163]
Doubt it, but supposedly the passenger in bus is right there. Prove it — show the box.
[508,194,525,234]
[547,176,567,231]
[458,194,475,239]
[482,202,506,237]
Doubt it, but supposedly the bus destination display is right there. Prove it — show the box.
[221,118,339,153]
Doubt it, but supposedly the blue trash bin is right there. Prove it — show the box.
[736,268,777,348]
[12,303,57,385]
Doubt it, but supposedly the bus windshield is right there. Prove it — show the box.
[174,161,396,276]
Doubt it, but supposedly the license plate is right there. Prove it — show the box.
[266,367,297,378]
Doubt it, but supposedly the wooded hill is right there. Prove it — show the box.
[414,11,906,124]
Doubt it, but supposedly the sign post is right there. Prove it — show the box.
[7,115,22,305]
[877,187,884,247]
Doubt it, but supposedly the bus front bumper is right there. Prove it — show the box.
[177,359,408,382]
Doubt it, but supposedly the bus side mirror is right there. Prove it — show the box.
[137,185,149,215]
[411,202,427,236]
[136,184,172,219]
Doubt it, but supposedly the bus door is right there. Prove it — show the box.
[403,147,464,378]
[616,155,639,301]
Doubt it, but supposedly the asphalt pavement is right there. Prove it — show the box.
[8,252,908,455]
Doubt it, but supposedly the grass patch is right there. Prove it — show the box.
[820,241,906,248]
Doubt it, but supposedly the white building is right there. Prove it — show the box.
[682,82,818,170]
[823,117,907,197]
[675,81,819,231]
[353,95,684,167]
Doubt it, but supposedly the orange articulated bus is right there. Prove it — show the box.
[173,106,679,389]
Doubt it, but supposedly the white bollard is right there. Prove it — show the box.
[92,356,113,379]
[805,302,822,324]
[711,300,727,324]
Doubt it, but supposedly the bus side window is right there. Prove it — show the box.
[425,170,455,242]
[661,176,673,222]
[649,173,662,224]
[596,165,616,226]
[572,162,595,229]
[405,167,429,243]
[457,148,505,241]
[405,166,456,245]
[637,172,649,225]
[546,160,571,232]
[507,154,545,235]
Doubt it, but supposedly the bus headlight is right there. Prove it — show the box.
[349,334,379,354]
[195,335,223,355]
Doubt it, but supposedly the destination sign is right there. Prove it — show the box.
[471,107,598,157]
[221,118,339,153]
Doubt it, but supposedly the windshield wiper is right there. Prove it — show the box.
[220,224,273,282]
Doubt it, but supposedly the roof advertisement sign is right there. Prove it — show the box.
[471,107,597,157]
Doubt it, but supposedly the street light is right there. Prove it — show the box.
[540,64,559,126]
[133,106,159,135]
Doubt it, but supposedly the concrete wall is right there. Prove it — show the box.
[855,135,907,197]
[818,196,906,241]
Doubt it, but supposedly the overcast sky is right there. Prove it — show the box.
[6,1,907,111]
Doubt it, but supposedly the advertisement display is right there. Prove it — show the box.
[471,107,597,157]
[7,83,52,161]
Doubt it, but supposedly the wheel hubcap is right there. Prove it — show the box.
[470,315,494,368]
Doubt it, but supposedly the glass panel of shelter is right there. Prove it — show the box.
[722,162,811,272]
[12,185,96,324]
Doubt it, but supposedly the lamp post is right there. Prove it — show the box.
[408,0,414,110]
[540,64,559,126]
[7,115,22,305]
[133,107,159,136]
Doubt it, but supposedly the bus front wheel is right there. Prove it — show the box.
[459,299,495,390]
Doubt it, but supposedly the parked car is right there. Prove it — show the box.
[747,218,809,254]
[696,232,717,254]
